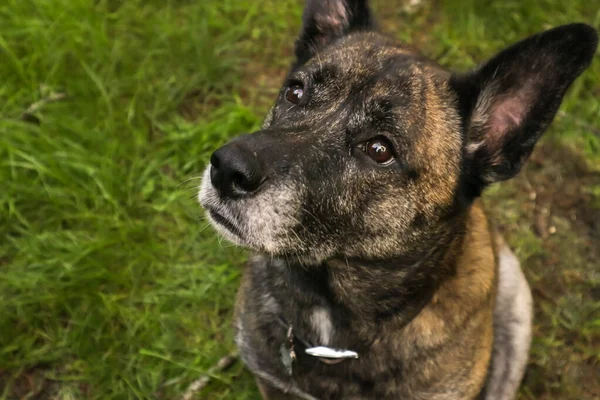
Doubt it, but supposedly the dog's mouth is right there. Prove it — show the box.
[208,209,245,239]
[199,168,309,256]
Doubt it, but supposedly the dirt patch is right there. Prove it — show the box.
[178,88,228,122]
[373,0,442,51]
[0,369,57,400]
[238,60,289,113]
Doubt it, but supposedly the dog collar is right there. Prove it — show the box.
[276,317,359,375]
[305,346,359,360]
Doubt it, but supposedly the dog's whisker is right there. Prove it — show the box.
[301,207,329,234]
[198,224,213,235]
[178,175,201,188]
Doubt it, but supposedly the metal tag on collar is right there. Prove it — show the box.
[280,325,296,376]
[305,346,359,360]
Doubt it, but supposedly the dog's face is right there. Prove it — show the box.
[199,0,597,264]
[200,34,463,263]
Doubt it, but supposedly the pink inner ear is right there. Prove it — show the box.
[316,1,349,36]
[489,97,525,140]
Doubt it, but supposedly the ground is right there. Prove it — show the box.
[0,0,598,399]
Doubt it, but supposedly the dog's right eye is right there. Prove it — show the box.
[362,137,395,165]
[285,84,304,104]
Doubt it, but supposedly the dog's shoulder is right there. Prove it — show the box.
[396,200,496,397]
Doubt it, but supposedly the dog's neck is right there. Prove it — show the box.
[262,206,474,351]
[326,234,463,327]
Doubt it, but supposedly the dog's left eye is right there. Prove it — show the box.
[363,138,395,165]
[285,84,304,104]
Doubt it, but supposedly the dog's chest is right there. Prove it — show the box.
[235,313,404,400]
[234,258,413,399]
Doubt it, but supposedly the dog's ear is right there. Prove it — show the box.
[294,0,374,66]
[451,23,598,193]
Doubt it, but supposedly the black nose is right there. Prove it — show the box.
[210,142,265,198]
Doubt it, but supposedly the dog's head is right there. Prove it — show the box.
[199,0,597,264]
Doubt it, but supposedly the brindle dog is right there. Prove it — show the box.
[198,1,598,398]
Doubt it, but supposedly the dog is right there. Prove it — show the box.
[198,1,598,398]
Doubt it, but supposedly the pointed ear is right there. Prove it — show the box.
[294,0,375,67]
[451,23,598,192]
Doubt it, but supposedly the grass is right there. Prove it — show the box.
[0,0,598,399]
